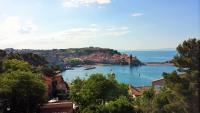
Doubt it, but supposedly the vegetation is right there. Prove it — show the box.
[68,38,199,113]
[103,96,136,113]
[7,53,48,66]
[0,50,6,72]
[0,38,199,113]
[3,47,124,69]
[62,47,121,56]
[135,38,199,113]
[3,59,32,72]
[70,73,137,113]
[66,58,96,67]
[0,71,46,113]
[173,38,200,72]
[135,88,155,113]
[0,56,46,113]
[67,58,83,67]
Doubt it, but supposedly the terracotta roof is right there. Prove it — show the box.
[152,78,165,86]
[129,85,151,97]
[129,85,141,97]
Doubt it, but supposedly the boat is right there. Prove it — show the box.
[66,66,74,70]
[84,66,96,70]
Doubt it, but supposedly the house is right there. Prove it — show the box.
[128,85,151,98]
[40,101,73,113]
[152,78,165,87]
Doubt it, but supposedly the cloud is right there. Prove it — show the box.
[62,0,111,8]
[0,16,39,48]
[97,0,111,4]
[19,21,38,34]
[0,18,130,49]
[131,13,144,17]
[50,25,129,40]
[0,16,38,35]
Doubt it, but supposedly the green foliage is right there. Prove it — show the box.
[0,50,5,72]
[51,65,61,71]
[79,96,135,113]
[151,38,200,113]
[80,74,116,104]
[0,61,3,73]
[0,71,46,113]
[162,71,199,113]
[65,47,121,56]
[162,38,200,113]
[40,65,55,77]
[83,60,95,65]
[152,88,187,113]
[0,59,46,113]
[70,73,133,113]
[81,105,103,113]
[21,53,48,66]
[135,88,155,113]
[135,38,200,113]
[104,96,136,113]
[3,59,32,72]
[0,50,6,59]
[7,53,22,60]
[67,58,83,67]
[173,38,200,72]
[7,53,48,67]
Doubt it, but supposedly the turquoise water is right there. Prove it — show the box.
[121,50,177,62]
[62,51,177,86]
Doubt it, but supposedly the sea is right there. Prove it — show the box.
[62,50,177,86]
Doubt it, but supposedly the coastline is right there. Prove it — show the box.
[61,62,176,87]
[144,62,174,66]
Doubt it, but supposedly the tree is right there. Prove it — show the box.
[162,71,199,113]
[0,71,46,113]
[104,96,136,113]
[67,58,83,67]
[40,65,55,77]
[3,59,32,72]
[152,38,200,113]
[165,38,199,113]
[0,59,46,113]
[136,88,155,113]
[173,38,200,72]
[152,87,187,113]
[70,73,133,113]
[70,77,85,106]
[0,50,6,59]
[6,53,22,60]
[0,50,6,73]
[21,53,48,66]
[7,53,48,67]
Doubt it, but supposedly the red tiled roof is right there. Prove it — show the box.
[129,85,151,97]
[129,85,141,96]
[152,78,165,86]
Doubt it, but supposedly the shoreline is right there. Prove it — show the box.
[144,62,174,66]
[66,62,173,68]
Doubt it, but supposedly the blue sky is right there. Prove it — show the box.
[0,0,199,50]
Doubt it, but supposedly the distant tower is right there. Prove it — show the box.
[129,54,133,66]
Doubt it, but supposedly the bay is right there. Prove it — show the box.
[62,50,177,86]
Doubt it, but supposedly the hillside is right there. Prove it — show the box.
[4,47,143,70]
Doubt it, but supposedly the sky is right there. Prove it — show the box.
[0,0,199,50]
